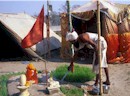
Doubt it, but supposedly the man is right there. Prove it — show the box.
[66,31,110,86]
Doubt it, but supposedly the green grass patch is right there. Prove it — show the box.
[51,65,96,83]
[0,72,24,96]
[60,86,84,96]
[0,67,95,96]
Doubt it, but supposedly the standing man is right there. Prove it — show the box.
[66,31,110,86]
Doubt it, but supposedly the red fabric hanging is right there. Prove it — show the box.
[106,34,121,63]
[21,6,44,48]
[119,33,130,63]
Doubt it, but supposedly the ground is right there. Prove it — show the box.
[0,52,130,96]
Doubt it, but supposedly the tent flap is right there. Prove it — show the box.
[0,13,61,60]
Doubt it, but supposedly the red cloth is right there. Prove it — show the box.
[119,33,130,63]
[21,7,44,48]
[106,34,120,63]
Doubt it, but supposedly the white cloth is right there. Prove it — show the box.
[87,32,108,74]
[92,47,108,74]
[66,31,78,41]
[66,31,108,74]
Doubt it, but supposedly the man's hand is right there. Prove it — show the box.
[68,62,74,72]
[68,65,72,71]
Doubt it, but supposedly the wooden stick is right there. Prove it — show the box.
[97,0,103,95]
[46,0,51,58]
[35,54,48,85]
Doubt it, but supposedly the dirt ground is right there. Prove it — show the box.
[0,51,130,96]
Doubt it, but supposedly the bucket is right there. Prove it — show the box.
[103,84,109,94]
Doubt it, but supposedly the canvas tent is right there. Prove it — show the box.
[0,13,61,60]
[60,0,129,63]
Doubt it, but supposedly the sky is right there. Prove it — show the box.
[0,0,130,16]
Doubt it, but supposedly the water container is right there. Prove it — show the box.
[103,84,109,94]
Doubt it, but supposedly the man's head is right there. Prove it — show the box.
[66,31,78,42]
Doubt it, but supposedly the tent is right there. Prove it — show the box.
[0,13,61,61]
[60,0,128,63]
[116,5,130,63]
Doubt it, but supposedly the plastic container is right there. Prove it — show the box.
[103,84,109,94]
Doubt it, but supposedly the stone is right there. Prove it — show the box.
[46,87,60,95]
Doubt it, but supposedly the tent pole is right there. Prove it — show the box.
[42,0,51,86]
[45,0,51,86]
[97,0,103,95]
[46,0,51,58]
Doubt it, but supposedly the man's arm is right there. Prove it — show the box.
[68,50,78,72]
[80,33,98,65]
[88,39,99,66]
[80,33,98,51]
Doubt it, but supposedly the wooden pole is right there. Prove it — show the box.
[66,0,72,32]
[97,0,103,95]
[46,0,51,58]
